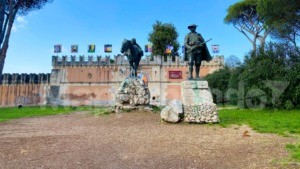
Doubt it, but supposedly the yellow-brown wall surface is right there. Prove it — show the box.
[0,84,49,107]
[0,56,224,107]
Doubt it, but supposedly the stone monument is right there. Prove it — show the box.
[181,80,219,123]
[181,24,219,123]
[115,38,151,111]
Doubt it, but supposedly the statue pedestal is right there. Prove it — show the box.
[181,80,219,123]
[115,77,151,112]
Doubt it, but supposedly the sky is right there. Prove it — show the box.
[4,0,252,74]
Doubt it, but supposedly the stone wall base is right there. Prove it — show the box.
[183,103,219,123]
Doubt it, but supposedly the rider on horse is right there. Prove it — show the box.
[121,38,144,77]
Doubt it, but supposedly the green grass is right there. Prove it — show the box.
[219,109,300,135]
[87,107,114,116]
[286,143,300,162]
[0,106,113,122]
[219,109,300,162]
[150,105,164,113]
[0,106,78,122]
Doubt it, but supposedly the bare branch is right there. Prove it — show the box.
[234,25,254,43]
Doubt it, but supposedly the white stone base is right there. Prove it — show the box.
[183,103,219,123]
[181,80,219,123]
[115,78,151,110]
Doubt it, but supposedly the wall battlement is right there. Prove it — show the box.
[1,73,50,85]
[1,55,224,107]
[52,55,224,67]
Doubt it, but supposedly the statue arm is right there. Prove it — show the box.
[184,35,192,50]
[192,34,205,49]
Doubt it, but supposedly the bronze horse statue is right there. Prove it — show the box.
[120,39,143,77]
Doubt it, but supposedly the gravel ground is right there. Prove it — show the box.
[0,111,297,169]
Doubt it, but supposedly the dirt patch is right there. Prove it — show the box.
[0,112,297,169]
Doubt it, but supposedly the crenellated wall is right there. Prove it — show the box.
[0,55,224,107]
[49,55,224,106]
[0,73,50,107]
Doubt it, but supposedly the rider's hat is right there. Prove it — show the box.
[188,24,197,29]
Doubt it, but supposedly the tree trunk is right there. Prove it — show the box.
[0,2,19,83]
[252,36,257,55]
[0,55,4,84]
[258,31,269,52]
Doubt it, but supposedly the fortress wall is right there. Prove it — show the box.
[0,55,224,107]
[0,84,49,107]
[58,84,115,106]
[0,73,50,107]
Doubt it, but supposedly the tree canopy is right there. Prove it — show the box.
[224,0,269,53]
[148,21,180,57]
[257,0,300,48]
[225,0,300,51]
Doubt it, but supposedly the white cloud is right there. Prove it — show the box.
[12,25,17,32]
[16,16,27,25]
[12,16,28,32]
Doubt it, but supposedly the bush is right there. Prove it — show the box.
[285,100,294,110]
[205,66,231,104]
[227,43,300,109]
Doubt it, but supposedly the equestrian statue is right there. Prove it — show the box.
[120,38,144,77]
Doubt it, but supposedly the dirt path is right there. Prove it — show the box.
[0,112,296,169]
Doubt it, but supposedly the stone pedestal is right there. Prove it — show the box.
[115,78,151,111]
[181,80,219,123]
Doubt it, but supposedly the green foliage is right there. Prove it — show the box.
[257,0,299,26]
[257,0,300,47]
[226,0,299,48]
[285,100,294,110]
[148,21,180,57]
[205,66,231,103]
[227,66,245,106]
[224,0,258,25]
[227,43,300,109]
[224,0,268,52]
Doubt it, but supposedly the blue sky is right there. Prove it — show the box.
[4,0,251,73]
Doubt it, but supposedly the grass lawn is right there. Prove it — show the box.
[219,109,300,135]
[219,108,300,162]
[0,106,111,122]
[0,106,76,122]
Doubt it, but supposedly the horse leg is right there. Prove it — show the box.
[135,61,139,77]
[129,61,134,77]
[133,61,137,77]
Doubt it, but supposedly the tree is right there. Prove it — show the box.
[257,0,300,49]
[228,42,300,109]
[225,55,242,68]
[148,21,180,59]
[205,66,231,104]
[0,0,53,83]
[224,0,269,53]
[269,25,298,49]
